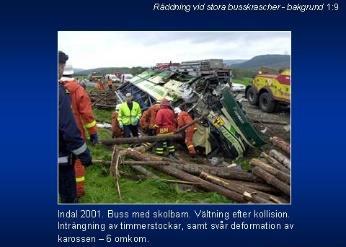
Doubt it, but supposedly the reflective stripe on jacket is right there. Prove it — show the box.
[118,101,142,126]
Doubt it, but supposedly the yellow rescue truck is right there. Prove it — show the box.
[245,69,291,113]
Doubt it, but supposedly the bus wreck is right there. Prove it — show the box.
[115,69,266,159]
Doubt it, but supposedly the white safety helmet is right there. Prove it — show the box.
[174,107,181,114]
[115,104,121,112]
[63,64,74,76]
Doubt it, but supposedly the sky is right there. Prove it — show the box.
[58,31,291,69]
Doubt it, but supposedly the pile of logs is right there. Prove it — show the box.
[89,90,117,109]
[249,136,291,199]
[103,135,291,204]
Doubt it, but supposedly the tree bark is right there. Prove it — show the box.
[168,162,260,182]
[102,134,183,146]
[270,136,290,155]
[260,152,290,174]
[156,179,199,185]
[131,165,158,178]
[252,167,290,196]
[250,158,290,185]
[121,149,260,182]
[223,179,280,194]
[122,148,246,202]
[200,172,286,203]
[269,149,290,168]
[121,160,170,166]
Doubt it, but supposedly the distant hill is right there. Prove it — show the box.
[73,68,85,73]
[224,59,247,66]
[75,55,289,76]
[231,54,290,70]
[76,67,147,76]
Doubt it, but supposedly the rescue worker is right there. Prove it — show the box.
[140,101,160,136]
[174,106,197,157]
[60,64,98,197]
[140,109,150,133]
[96,78,105,91]
[107,77,113,90]
[154,98,176,157]
[118,93,141,137]
[111,104,123,138]
[58,51,92,203]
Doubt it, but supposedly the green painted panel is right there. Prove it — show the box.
[221,88,266,147]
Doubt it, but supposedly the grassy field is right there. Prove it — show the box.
[79,109,231,204]
[232,77,253,86]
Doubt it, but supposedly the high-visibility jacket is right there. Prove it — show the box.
[61,77,97,139]
[118,101,142,126]
[177,111,197,155]
[155,106,176,134]
[111,111,123,138]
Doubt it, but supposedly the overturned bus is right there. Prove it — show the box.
[115,69,266,158]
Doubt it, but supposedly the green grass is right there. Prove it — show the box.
[235,158,251,172]
[93,108,113,123]
[79,109,231,204]
[235,147,262,172]
[233,77,253,86]
[80,169,230,204]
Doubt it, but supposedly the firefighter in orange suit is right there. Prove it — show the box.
[154,99,176,157]
[140,101,160,136]
[60,64,98,197]
[96,79,105,91]
[111,104,123,138]
[174,107,197,156]
[107,78,113,90]
[140,109,150,132]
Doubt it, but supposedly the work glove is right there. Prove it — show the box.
[132,117,139,126]
[78,148,92,167]
[90,133,99,145]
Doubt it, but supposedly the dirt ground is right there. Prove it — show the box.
[235,93,291,143]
